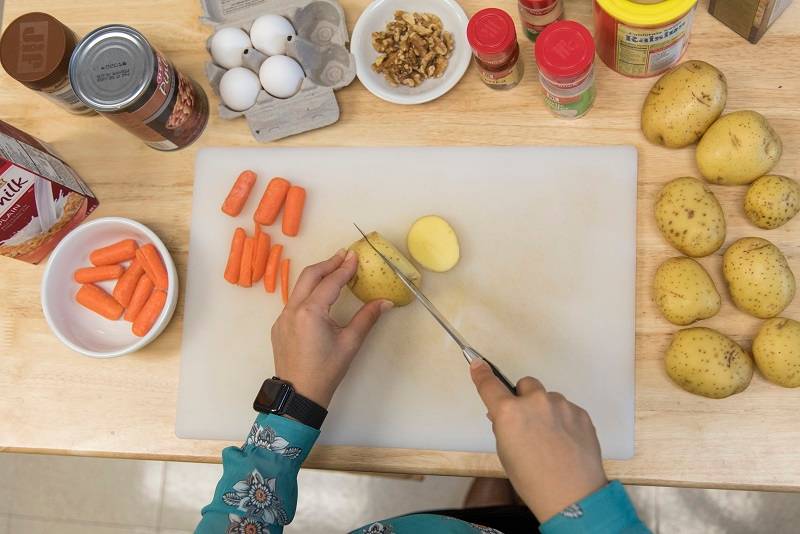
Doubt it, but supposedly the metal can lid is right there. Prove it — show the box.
[69,25,155,112]
[534,20,595,83]
[467,9,517,61]
[0,12,76,90]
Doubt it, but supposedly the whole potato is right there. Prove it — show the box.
[753,318,800,388]
[696,111,782,185]
[348,231,422,306]
[641,60,727,148]
[654,177,726,257]
[744,175,800,229]
[723,237,796,318]
[654,257,721,325]
[665,327,753,398]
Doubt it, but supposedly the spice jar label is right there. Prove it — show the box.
[614,12,694,76]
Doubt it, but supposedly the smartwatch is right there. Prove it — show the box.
[253,377,328,430]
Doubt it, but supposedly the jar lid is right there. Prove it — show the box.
[467,8,517,58]
[534,20,595,82]
[69,25,155,111]
[0,12,75,90]
[595,0,697,26]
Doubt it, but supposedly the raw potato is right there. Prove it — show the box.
[641,60,727,148]
[723,237,796,319]
[744,175,800,229]
[348,231,422,306]
[407,215,460,272]
[654,177,726,257]
[653,257,721,325]
[752,317,800,388]
[665,328,753,398]
[696,110,782,185]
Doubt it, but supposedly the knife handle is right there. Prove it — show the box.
[464,347,517,395]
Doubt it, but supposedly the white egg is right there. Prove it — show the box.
[259,55,305,99]
[210,27,252,69]
[219,67,261,111]
[250,14,296,56]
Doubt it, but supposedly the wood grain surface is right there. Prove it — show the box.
[1,0,799,490]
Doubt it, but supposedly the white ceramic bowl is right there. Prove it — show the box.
[41,217,179,358]
[351,0,471,105]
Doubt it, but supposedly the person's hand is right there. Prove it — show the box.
[271,249,393,409]
[470,358,607,522]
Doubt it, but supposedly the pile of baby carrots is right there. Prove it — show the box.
[73,238,169,337]
[221,170,306,305]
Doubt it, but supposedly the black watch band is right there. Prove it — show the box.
[253,377,328,430]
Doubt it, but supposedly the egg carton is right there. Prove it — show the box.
[200,0,356,142]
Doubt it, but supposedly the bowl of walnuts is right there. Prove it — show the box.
[351,0,471,105]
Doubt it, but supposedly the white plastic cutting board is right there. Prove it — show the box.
[177,146,637,459]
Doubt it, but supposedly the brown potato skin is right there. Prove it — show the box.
[653,257,721,325]
[654,177,726,257]
[753,318,800,388]
[744,175,800,229]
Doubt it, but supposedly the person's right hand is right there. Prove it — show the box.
[470,358,608,523]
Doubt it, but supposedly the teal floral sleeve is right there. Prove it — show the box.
[196,413,319,534]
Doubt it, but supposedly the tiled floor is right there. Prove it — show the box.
[2,452,800,533]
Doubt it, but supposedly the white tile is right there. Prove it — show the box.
[0,514,8,534]
[158,530,192,534]
[286,469,472,534]
[10,454,164,527]
[159,461,222,531]
[0,453,12,514]
[8,516,155,534]
[656,487,800,534]
[624,484,656,530]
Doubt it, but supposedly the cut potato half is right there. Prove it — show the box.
[407,215,460,273]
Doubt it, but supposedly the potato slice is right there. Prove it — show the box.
[406,215,460,273]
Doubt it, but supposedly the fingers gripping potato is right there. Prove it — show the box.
[665,328,753,399]
[348,232,422,306]
[641,60,727,148]
[654,257,721,325]
[753,318,800,388]
[654,177,726,257]
[744,175,800,229]
[723,237,796,319]
[696,111,782,185]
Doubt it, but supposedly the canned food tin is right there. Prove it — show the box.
[69,25,208,150]
[593,0,697,78]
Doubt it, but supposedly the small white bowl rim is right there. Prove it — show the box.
[41,216,179,358]
[351,0,471,105]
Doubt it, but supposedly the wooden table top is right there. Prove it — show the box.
[1,0,799,490]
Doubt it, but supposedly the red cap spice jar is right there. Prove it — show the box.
[467,8,524,90]
[0,12,93,114]
[518,0,564,41]
[69,25,209,151]
[534,20,596,119]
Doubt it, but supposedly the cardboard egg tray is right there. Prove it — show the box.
[200,0,356,142]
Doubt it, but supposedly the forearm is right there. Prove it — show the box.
[540,481,650,534]
[197,414,319,533]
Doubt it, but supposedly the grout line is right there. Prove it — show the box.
[155,461,168,529]
[6,512,157,530]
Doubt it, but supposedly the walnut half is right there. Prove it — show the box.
[371,11,455,88]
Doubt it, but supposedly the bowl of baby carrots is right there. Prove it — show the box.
[41,217,178,358]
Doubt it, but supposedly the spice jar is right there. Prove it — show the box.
[534,21,596,119]
[69,25,209,151]
[593,0,697,77]
[467,8,524,90]
[518,0,564,41]
[0,12,93,114]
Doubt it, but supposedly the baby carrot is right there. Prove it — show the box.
[224,227,246,284]
[281,186,306,237]
[280,258,291,305]
[132,289,167,337]
[238,236,255,288]
[74,265,124,284]
[222,170,257,217]
[76,284,124,320]
[263,244,283,293]
[254,221,261,236]
[112,258,145,307]
[137,244,169,291]
[254,177,291,225]
[90,239,138,266]
[251,231,271,283]
[124,275,154,322]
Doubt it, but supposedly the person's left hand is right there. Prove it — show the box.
[271,249,393,409]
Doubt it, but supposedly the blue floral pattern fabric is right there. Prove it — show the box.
[246,423,303,459]
[223,469,288,526]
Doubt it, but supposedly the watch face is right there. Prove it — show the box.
[254,378,292,414]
